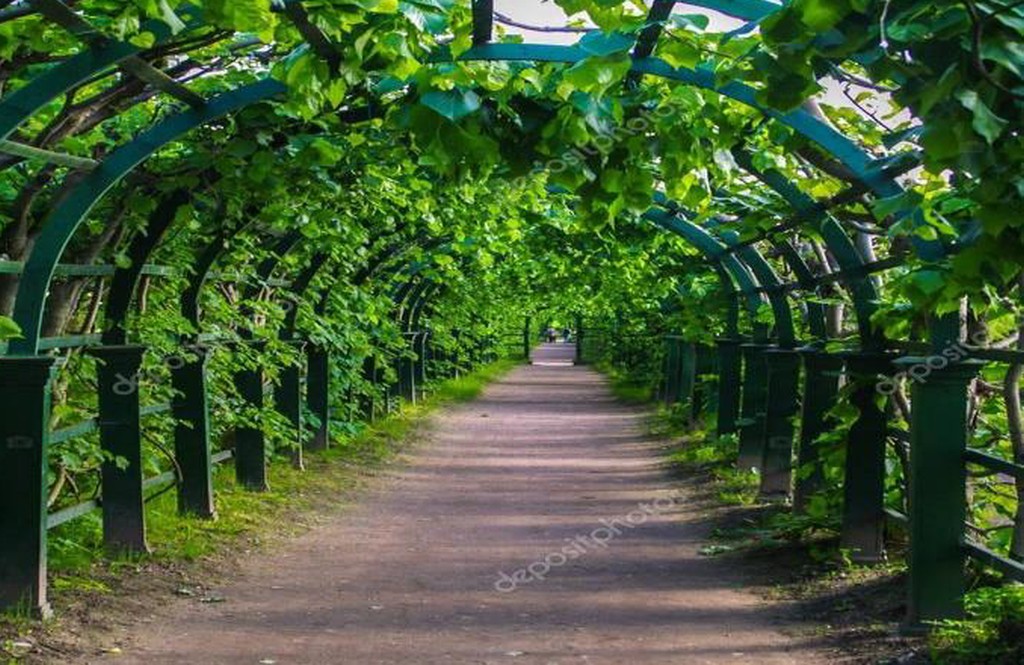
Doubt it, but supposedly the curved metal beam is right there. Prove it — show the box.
[451,43,944,263]
[7,79,285,355]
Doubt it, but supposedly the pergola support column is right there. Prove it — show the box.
[360,355,376,421]
[0,357,59,618]
[399,333,417,404]
[760,348,801,498]
[839,352,896,563]
[793,348,843,513]
[171,344,215,518]
[523,316,532,361]
[900,357,981,626]
[306,344,330,450]
[574,315,583,364]
[715,338,742,437]
[663,335,681,404]
[274,341,306,469]
[416,332,430,399]
[233,341,269,492]
[89,345,150,554]
[737,343,769,470]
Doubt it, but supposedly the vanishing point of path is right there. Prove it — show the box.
[116,344,826,664]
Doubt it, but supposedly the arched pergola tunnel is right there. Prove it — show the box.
[0,0,1018,636]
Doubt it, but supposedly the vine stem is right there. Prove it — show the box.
[962,0,1024,100]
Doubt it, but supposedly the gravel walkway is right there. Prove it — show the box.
[117,344,825,664]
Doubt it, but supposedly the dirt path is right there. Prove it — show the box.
[113,345,826,664]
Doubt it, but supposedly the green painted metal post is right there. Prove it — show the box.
[90,345,150,553]
[0,357,59,618]
[306,344,330,450]
[383,359,398,415]
[839,353,894,563]
[900,357,981,626]
[399,336,416,404]
[760,348,801,498]
[692,343,715,421]
[170,345,215,518]
[679,340,697,411]
[737,343,769,470]
[450,329,461,378]
[715,338,742,436]
[233,343,268,492]
[793,348,843,513]
[274,355,304,470]
[663,336,681,404]
[574,316,583,364]
[523,316,532,361]
[415,332,429,399]
[360,356,376,421]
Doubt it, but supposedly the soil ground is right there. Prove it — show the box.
[6,344,914,664]
[94,344,832,664]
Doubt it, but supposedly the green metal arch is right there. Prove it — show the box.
[0,11,201,142]
[7,79,285,355]
[731,149,884,348]
[452,43,944,263]
[643,207,771,342]
[7,40,923,357]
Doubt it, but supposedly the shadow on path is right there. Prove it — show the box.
[117,354,827,664]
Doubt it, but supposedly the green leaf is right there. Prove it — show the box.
[129,31,156,48]
[794,0,850,31]
[0,315,22,340]
[956,90,1008,144]
[912,270,945,296]
[577,31,634,57]
[420,89,482,122]
[669,14,710,31]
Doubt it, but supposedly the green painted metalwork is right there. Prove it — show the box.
[732,149,883,348]
[793,348,843,513]
[678,0,780,21]
[456,43,946,267]
[87,345,150,554]
[305,345,331,450]
[759,348,801,497]
[232,232,306,478]
[643,208,768,339]
[737,343,769,469]
[8,79,285,356]
[0,13,190,142]
[0,1,998,632]
[0,356,60,618]
[171,344,215,518]
[472,0,494,44]
[720,232,794,346]
[274,340,307,469]
[233,340,269,492]
[840,352,897,563]
[715,338,743,435]
[899,357,983,625]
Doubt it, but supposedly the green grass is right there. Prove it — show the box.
[5,358,521,632]
[929,585,1024,664]
[596,361,656,404]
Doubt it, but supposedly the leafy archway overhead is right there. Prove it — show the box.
[2,0,1024,629]
[1,0,1020,332]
